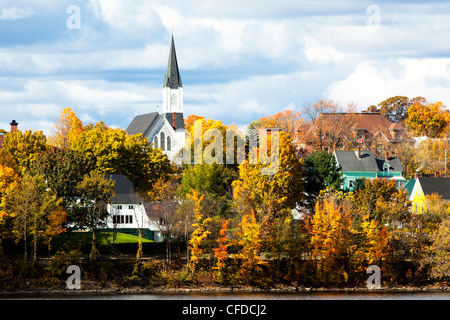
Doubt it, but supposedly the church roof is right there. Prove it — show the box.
[126,112,159,137]
[126,112,185,138]
[164,35,183,89]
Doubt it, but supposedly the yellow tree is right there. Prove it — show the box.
[187,191,212,274]
[0,164,20,256]
[309,192,353,284]
[2,130,47,175]
[351,212,389,273]
[49,107,83,149]
[232,131,303,223]
[234,210,267,281]
[406,101,450,138]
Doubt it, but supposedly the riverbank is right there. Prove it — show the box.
[1,281,449,298]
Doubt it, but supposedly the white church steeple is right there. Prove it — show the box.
[162,35,183,114]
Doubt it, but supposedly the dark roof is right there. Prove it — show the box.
[334,150,403,172]
[164,35,182,89]
[375,156,402,172]
[418,177,450,200]
[105,174,143,204]
[164,112,185,130]
[126,111,185,138]
[126,112,159,137]
[335,150,379,171]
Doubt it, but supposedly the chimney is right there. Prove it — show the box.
[0,133,4,147]
[10,120,18,133]
[357,146,361,160]
[172,112,177,130]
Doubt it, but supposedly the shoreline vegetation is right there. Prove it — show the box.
[2,107,450,297]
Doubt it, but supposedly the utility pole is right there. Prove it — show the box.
[445,149,447,178]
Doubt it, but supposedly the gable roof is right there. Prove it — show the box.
[334,150,379,171]
[126,112,160,137]
[164,35,183,89]
[105,174,143,204]
[334,150,403,172]
[417,177,450,200]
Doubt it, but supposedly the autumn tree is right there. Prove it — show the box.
[255,110,303,138]
[187,191,212,273]
[179,163,237,217]
[232,131,303,224]
[184,116,244,167]
[424,218,450,280]
[234,210,266,282]
[377,96,418,123]
[2,174,64,261]
[212,219,230,282]
[0,164,20,256]
[309,191,353,284]
[414,138,449,176]
[302,100,357,151]
[32,147,93,207]
[76,171,116,260]
[406,100,450,138]
[146,177,180,264]
[49,107,83,149]
[2,130,47,175]
[72,121,172,193]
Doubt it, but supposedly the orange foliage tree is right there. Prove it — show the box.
[309,191,353,284]
[406,101,450,138]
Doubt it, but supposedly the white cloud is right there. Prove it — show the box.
[326,58,450,108]
[0,6,34,20]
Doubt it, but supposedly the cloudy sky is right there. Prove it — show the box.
[1,0,450,135]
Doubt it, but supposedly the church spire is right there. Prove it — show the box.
[164,35,183,89]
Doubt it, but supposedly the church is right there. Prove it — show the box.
[126,36,185,162]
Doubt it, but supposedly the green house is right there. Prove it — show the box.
[333,149,405,191]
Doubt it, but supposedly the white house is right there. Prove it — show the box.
[126,35,185,163]
[105,174,163,242]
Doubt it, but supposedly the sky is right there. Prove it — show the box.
[1,0,450,136]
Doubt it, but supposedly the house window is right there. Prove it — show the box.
[167,136,171,151]
[154,136,158,149]
[120,215,124,224]
[348,179,355,189]
[129,215,133,224]
[160,132,165,151]
[125,215,129,224]
[116,205,122,210]
[128,205,134,210]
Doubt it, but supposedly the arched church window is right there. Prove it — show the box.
[160,132,165,151]
[167,136,171,151]
[170,94,177,110]
[154,136,158,149]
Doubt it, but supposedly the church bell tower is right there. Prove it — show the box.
[162,35,183,114]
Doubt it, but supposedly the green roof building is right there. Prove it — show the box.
[333,149,405,191]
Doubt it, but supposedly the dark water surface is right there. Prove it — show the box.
[2,290,450,300]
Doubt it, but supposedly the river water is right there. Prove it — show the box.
[3,291,450,300]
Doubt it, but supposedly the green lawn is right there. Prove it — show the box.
[61,231,154,245]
